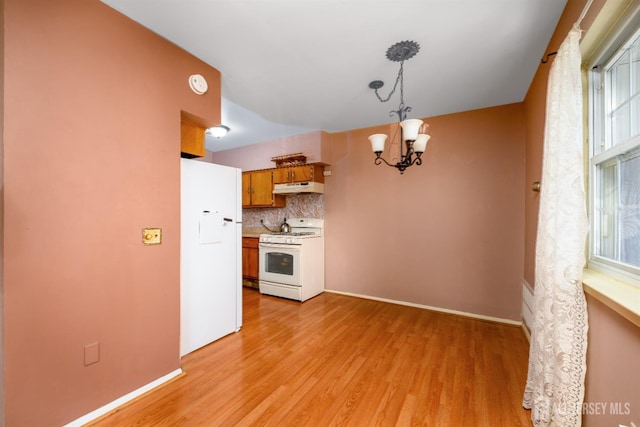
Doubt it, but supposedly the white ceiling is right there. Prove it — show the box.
[100,0,567,152]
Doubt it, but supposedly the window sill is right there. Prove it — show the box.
[583,269,640,328]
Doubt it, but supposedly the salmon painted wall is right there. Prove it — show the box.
[523,0,640,424]
[3,0,221,425]
[324,105,525,321]
[584,295,640,426]
[0,0,6,421]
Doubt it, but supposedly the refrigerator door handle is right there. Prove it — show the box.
[223,217,233,222]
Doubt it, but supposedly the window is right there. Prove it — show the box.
[589,19,640,284]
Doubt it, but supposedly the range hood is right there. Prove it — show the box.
[273,182,324,194]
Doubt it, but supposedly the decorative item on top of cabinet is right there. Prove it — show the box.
[271,153,307,168]
[180,117,206,158]
[242,237,259,287]
[242,170,286,208]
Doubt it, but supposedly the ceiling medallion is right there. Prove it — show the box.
[386,40,420,62]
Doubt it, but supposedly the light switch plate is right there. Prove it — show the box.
[143,228,162,245]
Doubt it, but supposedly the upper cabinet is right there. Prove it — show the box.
[242,170,286,208]
[273,164,325,184]
[180,118,206,158]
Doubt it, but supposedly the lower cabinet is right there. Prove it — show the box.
[242,237,259,281]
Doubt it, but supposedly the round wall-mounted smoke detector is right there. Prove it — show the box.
[188,74,208,95]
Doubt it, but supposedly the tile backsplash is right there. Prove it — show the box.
[242,194,324,228]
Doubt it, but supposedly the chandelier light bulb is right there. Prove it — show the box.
[368,134,388,153]
[399,119,423,141]
[413,134,431,153]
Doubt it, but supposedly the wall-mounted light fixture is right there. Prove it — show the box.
[206,125,230,139]
[368,40,431,174]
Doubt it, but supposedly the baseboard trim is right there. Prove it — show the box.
[63,368,183,427]
[324,289,522,326]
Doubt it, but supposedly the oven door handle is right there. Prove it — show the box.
[259,243,301,250]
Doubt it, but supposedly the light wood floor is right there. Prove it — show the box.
[91,287,532,426]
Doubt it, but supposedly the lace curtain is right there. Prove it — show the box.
[523,24,589,426]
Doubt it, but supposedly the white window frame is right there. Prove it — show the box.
[587,7,640,287]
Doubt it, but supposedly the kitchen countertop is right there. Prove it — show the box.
[242,227,267,238]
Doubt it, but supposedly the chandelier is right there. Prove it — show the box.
[368,40,431,174]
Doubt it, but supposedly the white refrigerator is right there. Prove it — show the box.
[180,158,242,357]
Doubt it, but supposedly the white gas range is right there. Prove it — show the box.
[258,218,324,302]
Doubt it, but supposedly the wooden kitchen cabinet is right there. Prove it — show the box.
[273,164,325,184]
[180,118,206,158]
[242,237,260,280]
[242,170,286,208]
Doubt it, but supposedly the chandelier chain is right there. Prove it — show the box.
[373,61,405,104]
[398,62,406,118]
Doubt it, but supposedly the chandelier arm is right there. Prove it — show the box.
[406,153,422,168]
[375,153,421,170]
[374,154,396,167]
